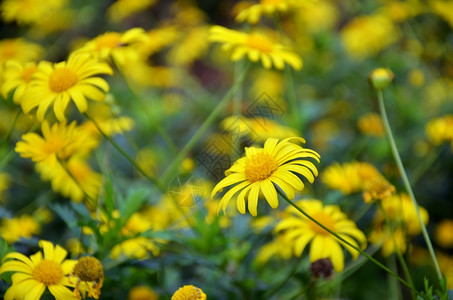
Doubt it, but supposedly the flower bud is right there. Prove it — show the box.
[369,68,395,90]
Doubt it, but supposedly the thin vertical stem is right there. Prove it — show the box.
[377,90,442,281]
[159,64,250,186]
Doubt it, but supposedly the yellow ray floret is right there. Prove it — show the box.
[211,137,320,216]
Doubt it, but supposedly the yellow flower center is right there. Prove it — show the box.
[73,256,104,282]
[171,285,206,300]
[43,137,66,155]
[245,34,273,53]
[21,65,37,83]
[96,32,122,50]
[49,68,77,93]
[32,259,64,286]
[68,162,89,181]
[244,152,277,182]
[309,212,336,236]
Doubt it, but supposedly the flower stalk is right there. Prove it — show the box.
[377,90,442,281]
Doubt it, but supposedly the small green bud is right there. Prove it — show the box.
[369,68,395,90]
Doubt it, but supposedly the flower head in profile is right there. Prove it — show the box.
[0,240,77,300]
[21,52,112,121]
[209,25,302,70]
[276,199,367,272]
[0,214,41,243]
[15,121,96,165]
[171,285,206,300]
[76,28,148,66]
[211,137,320,216]
[1,60,37,103]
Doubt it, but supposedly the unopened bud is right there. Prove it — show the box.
[369,68,395,90]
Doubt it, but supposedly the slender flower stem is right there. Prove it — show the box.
[159,64,250,186]
[84,113,166,192]
[378,203,415,299]
[277,189,421,296]
[377,90,442,281]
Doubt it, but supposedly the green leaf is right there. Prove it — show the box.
[0,237,8,261]
[103,175,115,219]
[118,188,149,228]
[51,204,77,229]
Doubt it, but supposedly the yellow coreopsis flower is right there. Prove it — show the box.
[107,0,156,23]
[128,286,159,300]
[1,60,37,103]
[211,137,320,216]
[276,199,367,272]
[0,0,65,25]
[209,26,302,70]
[0,38,43,66]
[171,285,206,300]
[0,214,41,243]
[235,0,301,24]
[76,28,149,66]
[340,14,399,59]
[0,240,78,300]
[425,115,453,148]
[21,52,112,121]
[15,121,96,164]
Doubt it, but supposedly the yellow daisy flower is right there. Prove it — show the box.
[0,214,41,243]
[128,286,159,300]
[36,157,102,206]
[0,240,78,300]
[1,0,65,25]
[211,137,320,216]
[1,60,37,103]
[276,199,367,272]
[0,38,43,66]
[171,285,206,300]
[15,121,96,164]
[107,0,157,23]
[435,219,453,248]
[209,25,302,70]
[21,52,112,121]
[76,28,148,66]
[426,114,453,148]
[235,0,300,24]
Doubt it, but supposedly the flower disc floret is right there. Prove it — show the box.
[211,137,320,216]
[171,285,206,300]
[32,259,64,285]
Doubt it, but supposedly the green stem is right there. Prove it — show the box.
[387,255,402,300]
[159,64,250,186]
[378,203,415,299]
[377,90,442,281]
[84,113,166,192]
[277,189,421,296]
[265,256,305,297]
[114,63,178,155]
[0,109,21,148]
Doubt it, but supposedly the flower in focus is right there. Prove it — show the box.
[76,28,149,67]
[128,286,159,300]
[212,137,320,216]
[357,113,384,137]
[276,199,367,272]
[107,0,157,23]
[435,220,453,248]
[0,214,41,243]
[235,0,301,24]
[209,26,302,70]
[0,240,77,299]
[21,52,112,121]
[15,121,95,165]
[70,256,104,299]
[171,285,206,300]
[340,14,399,59]
[425,115,453,148]
[1,60,37,103]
